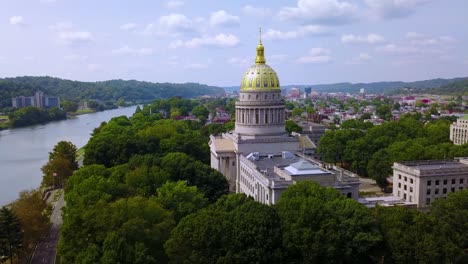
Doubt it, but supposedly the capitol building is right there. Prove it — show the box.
[209,32,359,205]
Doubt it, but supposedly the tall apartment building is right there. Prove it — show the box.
[450,116,468,145]
[393,158,468,209]
[11,91,60,109]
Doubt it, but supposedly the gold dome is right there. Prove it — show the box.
[240,29,280,91]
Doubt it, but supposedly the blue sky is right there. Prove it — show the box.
[1,0,467,86]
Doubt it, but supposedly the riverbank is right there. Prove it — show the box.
[0,105,138,205]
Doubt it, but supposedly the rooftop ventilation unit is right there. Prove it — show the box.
[282,151,295,159]
[246,152,260,161]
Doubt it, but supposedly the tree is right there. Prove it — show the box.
[61,100,79,112]
[367,149,392,189]
[10,190,50,253]
[165,194,284,264]
[376,104,392,120]
[0,207,22,263]
[42,141,78,187]
[291,107,304,118]
[430,190,468,262]
[285,120,302,134]
[276,181,382,263]
[374,205,465,263]
[191,105,209,118]
[153,181,208,222]
[161,152,229,202]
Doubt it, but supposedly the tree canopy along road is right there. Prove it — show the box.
[30,191,64,264]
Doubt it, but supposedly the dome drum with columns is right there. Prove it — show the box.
[234,29,286,138]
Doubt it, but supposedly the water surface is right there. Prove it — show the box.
[0,106,137,205]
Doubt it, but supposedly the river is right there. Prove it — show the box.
[0,106,137,205]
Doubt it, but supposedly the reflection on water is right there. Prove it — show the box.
[0,106,137,205]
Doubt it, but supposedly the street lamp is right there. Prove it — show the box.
[53,172,58,189]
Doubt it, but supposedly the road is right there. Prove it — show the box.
[30,191,64,264]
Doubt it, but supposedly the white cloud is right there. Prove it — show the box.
[143,13,201,36]
[405,33,458,46]
[59,31,93,44]
[341,33,385,44]
[111,46,154,56]
[376,44,418,54]
[184,63,208,70]
[365,0,431,19]
[309,47,331,56]
[263,25,330,40]
[346,53,372,64]
[9,16,25,26]
[170,33,240,48]
[297,47,333,64]
[49,21,73,31]
[120,23,138,31]
[227,57,250,67]
[279,0,358,24]
[159,13,193,31]
[210,10,240,27]
[167,0,184,9]
[242,5,272,17]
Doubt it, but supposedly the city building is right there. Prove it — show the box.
[450,116,468,145]
[392,158,468,209]
[209,32,359,204]
[11,91,60,109]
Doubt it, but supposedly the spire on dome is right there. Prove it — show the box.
[255,27,266,64]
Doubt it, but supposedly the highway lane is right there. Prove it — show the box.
[30,191,64,264]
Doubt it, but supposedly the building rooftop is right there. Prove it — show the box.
[359,195,416,208]
[397,159,468,171]
[393,158,468,177]
[284,160,329,176]
[211,138,235,152]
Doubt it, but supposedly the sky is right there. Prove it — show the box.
[1,0,467,87]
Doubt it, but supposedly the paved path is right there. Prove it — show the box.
[359,177,383,193]
[30,191,64,264]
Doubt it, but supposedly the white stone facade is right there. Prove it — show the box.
[450,117,468,145]
[392,158,468,209]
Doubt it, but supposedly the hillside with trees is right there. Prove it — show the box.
[224,76,467,95]
[0,76,225,109]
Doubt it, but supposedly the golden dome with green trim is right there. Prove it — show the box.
[240,29,280,91]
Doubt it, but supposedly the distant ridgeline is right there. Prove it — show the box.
[0,76,225,109]
[224,76,468,95]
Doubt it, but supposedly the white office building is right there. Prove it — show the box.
[392,158,468,209]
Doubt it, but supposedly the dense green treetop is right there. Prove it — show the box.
[318,115,468,188]
[165,194,284,264]
[276,181,382,263]
[8,106,66,128]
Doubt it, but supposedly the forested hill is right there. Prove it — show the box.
[0,76,225,108]
[392,79,468,96]
[223,77,467,94]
